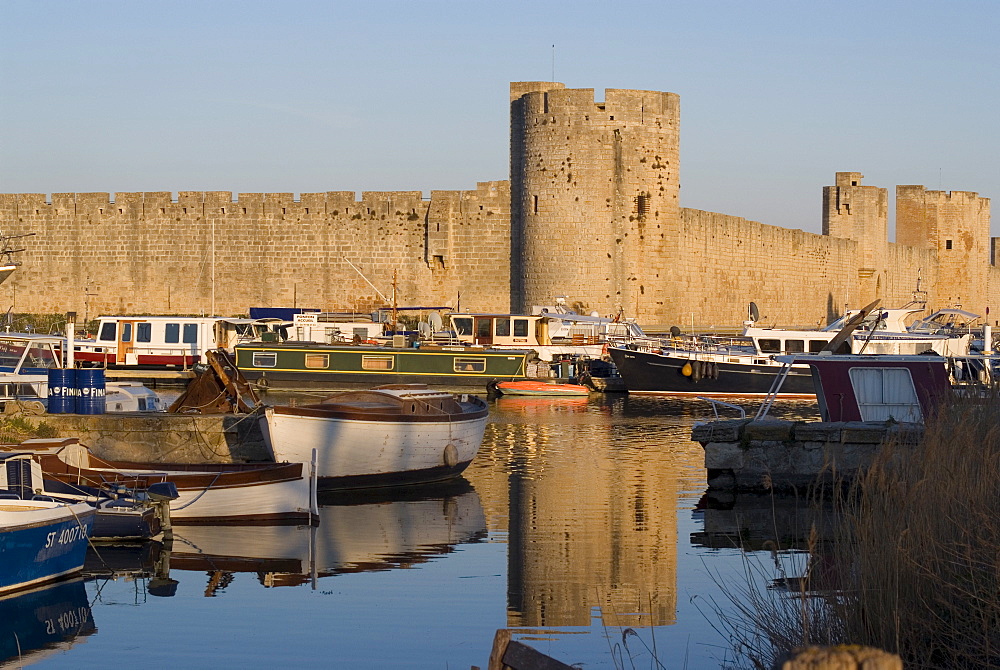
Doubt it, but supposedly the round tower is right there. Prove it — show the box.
[510,82,680,321]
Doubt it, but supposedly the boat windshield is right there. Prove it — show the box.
[0,339,59,370]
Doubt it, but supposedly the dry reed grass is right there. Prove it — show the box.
[712,392,1000,669]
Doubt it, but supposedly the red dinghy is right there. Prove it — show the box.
[491,380,590,397]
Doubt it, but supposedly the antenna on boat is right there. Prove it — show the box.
[903,268,928,309]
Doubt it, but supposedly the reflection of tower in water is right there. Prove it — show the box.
[475,398,695,628]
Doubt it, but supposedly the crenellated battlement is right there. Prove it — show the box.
[0,183,507,222]
[510,82,679,129]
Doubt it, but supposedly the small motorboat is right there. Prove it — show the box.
[0,498,95,594]
[487,380,590,397]
[10,438,318,525]
[0,452,171,540]
[259,385,489,490]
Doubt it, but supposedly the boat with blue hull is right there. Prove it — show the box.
[0,499,95,594]
[0,577,95,665]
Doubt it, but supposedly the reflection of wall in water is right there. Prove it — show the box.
[485,408,685,627]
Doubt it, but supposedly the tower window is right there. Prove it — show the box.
[533,195,538,214]
[945,239,953,250]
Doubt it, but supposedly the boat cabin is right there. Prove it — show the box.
[449,312,641,348]
[73,316,282,367]
[743,307,971,358]
[282,313,385,344]
[782,353,952,423]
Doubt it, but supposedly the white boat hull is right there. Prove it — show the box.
[168,473,316,524]
[261,407,487,489]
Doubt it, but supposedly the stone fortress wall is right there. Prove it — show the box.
[0,182,511,319]
[1,81,997,329]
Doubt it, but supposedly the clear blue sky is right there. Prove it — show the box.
[2,0,998,236]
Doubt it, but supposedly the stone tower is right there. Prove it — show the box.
[896,185,991,315]
[822,172,889,303]
[510,83,680,320]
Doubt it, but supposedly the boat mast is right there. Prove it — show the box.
[391,270,398,333]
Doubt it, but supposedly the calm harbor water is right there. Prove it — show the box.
[12,394,819,669]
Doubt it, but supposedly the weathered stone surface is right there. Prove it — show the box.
[793,422,847,442]
[743,420,795,442]
[779,644,902,670]
[885,422,925,444]
[19,412,269,463]
[704,420,902,492]
[703,442,745,469]
[840,422,891,444]
[691,419,750,443]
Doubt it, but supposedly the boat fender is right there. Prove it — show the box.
[681,362,693,377]
[712,362,720,379]
[256,375,270,391]
[443,443,459,468]
[691,360,702,381]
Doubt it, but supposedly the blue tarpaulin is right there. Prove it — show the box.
[249,308,320,320]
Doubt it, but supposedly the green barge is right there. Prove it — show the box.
[233,342,533,389]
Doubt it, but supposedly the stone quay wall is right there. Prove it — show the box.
[692,418,924,492]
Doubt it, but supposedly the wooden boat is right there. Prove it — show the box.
[13,439,318,525]
[487,380,589,397]
[170,480,486,588]
[259,385,489,490]
[234,340,533,389]
[0,452,166,540]
[0,499,95,594]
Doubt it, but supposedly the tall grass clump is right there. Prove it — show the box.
[831,391,1000,668]
[714,391,1000,669]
